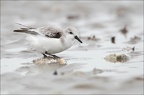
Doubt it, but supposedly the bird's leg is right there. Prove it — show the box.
[51,55,60,58]
[43,53,48,58]
[45,51,60,58]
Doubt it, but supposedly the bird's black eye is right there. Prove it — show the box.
[69,32,73,34]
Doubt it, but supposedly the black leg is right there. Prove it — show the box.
[45,51,60,58]
[52,55,60,58]
[43,54,47,58]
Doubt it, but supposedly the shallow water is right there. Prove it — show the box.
[1,1,143,94]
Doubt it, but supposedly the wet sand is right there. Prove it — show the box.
[1,1,143,94]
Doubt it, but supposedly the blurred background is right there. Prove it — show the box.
[1,1,143,44]
[1,1,143,94]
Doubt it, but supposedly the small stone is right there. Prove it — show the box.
[53,70,58,75]
[128,36,141,44]
[111,36,115,44]
[33,57,66,65]
[122,46,135,53]
[60,72,65,75]
[132,46,135,51]
[120,25,128,37]
[104,54,130,63]
[67,14,79,20]
[87,35,99,41]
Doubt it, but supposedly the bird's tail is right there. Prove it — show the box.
[13,23,38,35]
[14,23,31,33]
[13,28,29,33]
[14,27,38,35]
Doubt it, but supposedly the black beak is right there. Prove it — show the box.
[74,36,82,43]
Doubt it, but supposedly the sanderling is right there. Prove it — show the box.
[14,24,82,58]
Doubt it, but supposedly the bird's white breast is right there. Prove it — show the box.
[26,35,73,54]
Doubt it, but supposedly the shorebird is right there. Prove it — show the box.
[14,24,82,58]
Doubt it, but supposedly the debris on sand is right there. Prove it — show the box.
[92,68,103,75]
[87,35,100,41]
[53,70,58,75]
[127,36,141,44]
[33,57,66,65]
[67,14,79,20]
[111,36,115,44]
[80,35,100,42]
[122,46,135,52]
[120,25,128,37]
[104,54,130,63]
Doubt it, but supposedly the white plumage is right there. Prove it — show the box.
[14,26,82,58]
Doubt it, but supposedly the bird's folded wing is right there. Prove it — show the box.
[14,26,63,38]
[37,26,63,38]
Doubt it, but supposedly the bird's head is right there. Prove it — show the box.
[63,27,82,43]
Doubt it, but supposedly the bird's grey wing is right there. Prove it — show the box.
[14,26,62,38]
[37,26,63,38]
